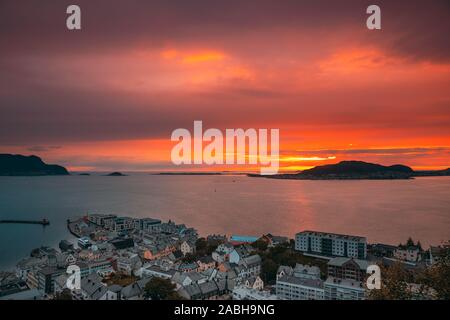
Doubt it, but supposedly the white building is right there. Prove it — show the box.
[324,276,366,300]
[276,276,324,300]
[232,286,277,300]
[295,230,367,259]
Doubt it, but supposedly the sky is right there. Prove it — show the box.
[0,0,449,172]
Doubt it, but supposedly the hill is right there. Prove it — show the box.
[0,154,69,176]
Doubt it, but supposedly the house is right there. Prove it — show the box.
[394,245,422,263]
[244,276,264,291]
[180,240,195,256]
[172,271,208,288]
[120,278,152,300]
[327,257,369,282]
[116,252,142,276]
[178,262,199,273]
[276,265,293,280]
[260,234,289,247]
[229,245,254,264]
[78,273,108,300]
[212,243,234,263]
[197,256,216,272]
[368,243,397,258]
[324,276,366,300]
[276,275,324,300]
[140,264,176,280]
[240,255,262,278]
[177,279,229,300]
[105,284,123,300]
[15,257,46,281]
[139,243,176,261]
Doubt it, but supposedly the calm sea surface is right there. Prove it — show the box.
[0,174,449,270]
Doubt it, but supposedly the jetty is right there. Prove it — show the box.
[0,219,50,226]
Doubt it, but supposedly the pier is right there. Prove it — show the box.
[0,219,50,226]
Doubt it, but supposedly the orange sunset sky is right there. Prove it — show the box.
[0,0,449,172]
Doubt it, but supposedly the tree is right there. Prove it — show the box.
[368,263,413,300]
[54,288,73,300]
[252,239,268,252]
[144,277,182,300]
[406,237,415,247]
[417,255,450,299]
[261,258,279,284]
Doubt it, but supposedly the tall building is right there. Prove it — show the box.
[295,230,367,259]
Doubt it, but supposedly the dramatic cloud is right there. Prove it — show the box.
[0,0,449,170]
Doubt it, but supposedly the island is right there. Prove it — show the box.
[0,154,69,176]
[249,160,415,180]
[106,172,127,176]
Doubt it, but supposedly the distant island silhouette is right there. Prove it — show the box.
[106,172,127,176]
[249,160,450,180]
[0,154,69,176]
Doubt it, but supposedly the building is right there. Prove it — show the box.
[37,267,65,294]
[116,253,142,275]
[244,276,264,291]
[78,259,114,278]
[78,273,108,300]
[327,257,369,282]
[197,256,216,272]
[177,279,229,300]
[140,264,176,280]
[276,275,324,300]
[394,246,422,263]
[232,286,277,300]
[87,214,117,227]
[105,217,134,232]
[295,230,367,259]
[230,235,259,245]
[110,237,134,250]
[59,240,74,252]
[135,218,162,232]
[259,234,290,247]
[324,276,366,300]
[180,240,195,256]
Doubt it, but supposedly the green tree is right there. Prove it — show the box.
[261,258,278,284]
[144,277,182,300]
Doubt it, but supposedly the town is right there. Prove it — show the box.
[0,213,448,300]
